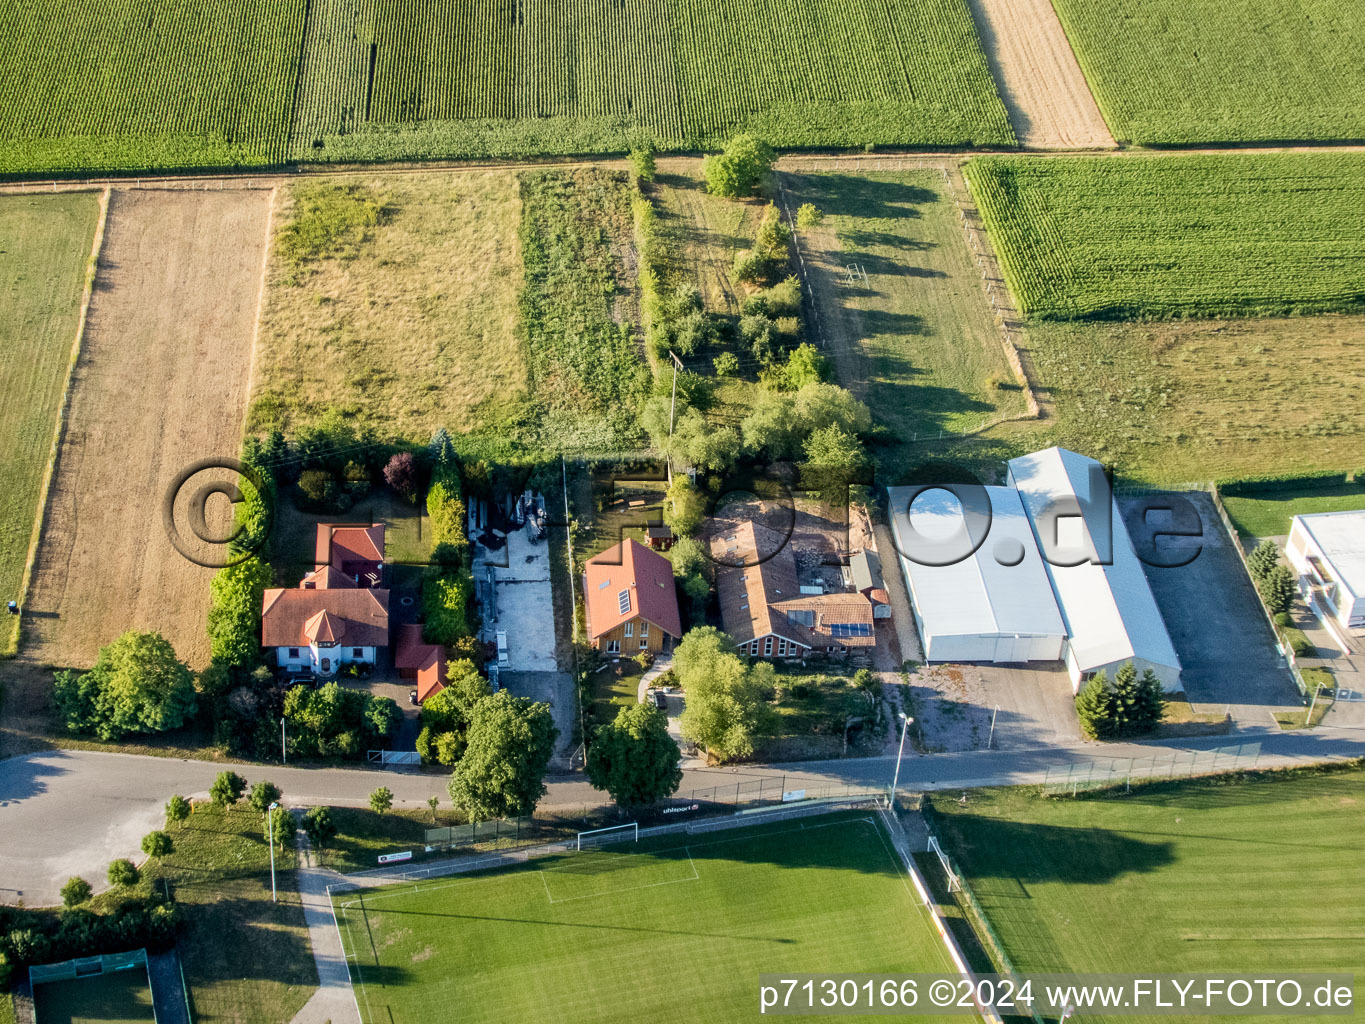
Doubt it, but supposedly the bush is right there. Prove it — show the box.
[426,464,468,549]
[107,859,140,888]
[369,786,394,814]
[630,146,657,184]
[713,351,740,377]
[796,203,823,229]
[248,780,282,815]
[207,556,273,669]
[60,877,92,908]
[383,451,420,501]
[422,568,475,644]
[141,831,173,859]
[732,250,765,285]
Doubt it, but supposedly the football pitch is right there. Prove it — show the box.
[33,967,155,1024]
[930,768,1365,1023]
[334,813,970,1023]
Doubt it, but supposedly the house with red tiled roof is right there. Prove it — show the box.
[263,524,391,676]
[315,524,386,587]
[584,539,682,656]
[711,522,875,660]
[395,623,448,703]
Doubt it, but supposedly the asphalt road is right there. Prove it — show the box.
[2,725,1362,906]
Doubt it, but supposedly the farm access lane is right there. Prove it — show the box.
[2,727,1363,907]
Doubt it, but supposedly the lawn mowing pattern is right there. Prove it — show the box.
[291,0,1015,163]
[1221,482,1365,539]
[0,194,99,653]
[32,968,154,1024]
[0,0,306,175]
[929,770,1365,1024]
[967,153,1365,321]
[336,814,962,1023]
[1050,0,1365,145]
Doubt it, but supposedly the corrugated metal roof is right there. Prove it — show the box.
[1008,447,1180,674]
[888,485,1066,640]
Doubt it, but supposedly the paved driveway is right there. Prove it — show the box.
[1124,492,1300,728]
[476,528,558,672]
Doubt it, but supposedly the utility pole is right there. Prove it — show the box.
[889,713,914,805]
[267,802,279,903]
[988,705,999,749]
[281,718,287,764]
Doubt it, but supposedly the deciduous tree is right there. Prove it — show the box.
[587,703,683,808]
[447,692,559,820]
[703,135,775,197]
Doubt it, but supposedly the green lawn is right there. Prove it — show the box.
[150,803,315,1024]
[1050,0,1365,145]
[968,153,1365,321]
[335,812,964,1023]
[32,968,154,1024]
[588,661,644,729]
[271,485,432,585]
[785,171,1028,452]
[928,768,1365,1024]
[1221,482,1365,539]
[0,193,100,653]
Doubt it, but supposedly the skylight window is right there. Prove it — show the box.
[617,589,631,615]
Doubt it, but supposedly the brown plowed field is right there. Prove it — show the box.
[19,189,271,672]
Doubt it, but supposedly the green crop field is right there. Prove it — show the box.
[967,153,1365,321]
[335,813,964,1023]
[1051,0,1365,145]
[285,0,1014,161]
[928,769,1365,1024]
[0,193,100,653]
[33,968,154,1024]
[0,0,306,176]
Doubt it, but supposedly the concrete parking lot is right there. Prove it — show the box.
[1126,491,1300,728]
[909,662,1081,752]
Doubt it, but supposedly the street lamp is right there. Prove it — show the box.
[281,718,287,764]
[890,713,914,805]
[267,801,279,903]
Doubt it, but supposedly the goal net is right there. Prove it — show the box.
[927,836,963,893]
[577,822,638,850]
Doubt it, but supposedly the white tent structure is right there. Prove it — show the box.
[888,485,1068,664]
[1007,447,1182,692]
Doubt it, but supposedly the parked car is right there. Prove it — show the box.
[652,690,667,711]
[409,689,419,706]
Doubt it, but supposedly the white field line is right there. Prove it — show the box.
[876,808,1000,1024]
[331,894,372,1024]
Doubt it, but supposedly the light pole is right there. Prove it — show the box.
[267,802,279,903]
[889,713,913,805]
[988,705,1000,749]
[281,718,287,764]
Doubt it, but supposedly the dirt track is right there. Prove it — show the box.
[20,189,270,671]
[966,0,1116,150]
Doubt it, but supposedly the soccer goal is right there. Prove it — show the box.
[926,836,963,893]
[577,822,638,850]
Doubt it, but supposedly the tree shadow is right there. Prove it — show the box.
[790,174,941,220]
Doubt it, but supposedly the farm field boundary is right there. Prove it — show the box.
[967,152,1365,320]
[0,189,107,657]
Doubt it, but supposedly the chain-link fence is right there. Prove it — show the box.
[1041,742,1262,795]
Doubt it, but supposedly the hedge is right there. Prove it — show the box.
[1217,470,1351,497]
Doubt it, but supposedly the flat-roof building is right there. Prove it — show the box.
[1287,509,1365,634]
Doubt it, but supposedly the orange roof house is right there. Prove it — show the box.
[395,623,449,702]
[711,522,875,658]
[316,524,385,586]
[584,540,682,654]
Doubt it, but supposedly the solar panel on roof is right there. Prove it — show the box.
[830,623,871,638]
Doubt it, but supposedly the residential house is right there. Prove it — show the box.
[584,539,683,655]
[263,524,391,676]
[1287,510,1365,635]
[711,522,876,659]
[315,523,385,587]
